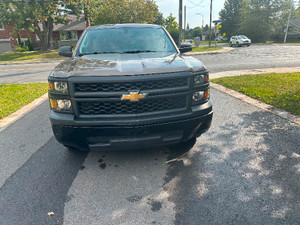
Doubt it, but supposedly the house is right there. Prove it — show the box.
[0,23,40,54]
[52,15,86,48]
[0,15,86,53]
[288,16,300,40]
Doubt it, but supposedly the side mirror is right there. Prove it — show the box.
[179,43,192,53]
[59,46,73,57]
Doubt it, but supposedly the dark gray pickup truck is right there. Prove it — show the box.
[48,24,212,151]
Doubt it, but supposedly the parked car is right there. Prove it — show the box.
[48,24,213,151]
[215,36,228,41]
[229,35,251,47]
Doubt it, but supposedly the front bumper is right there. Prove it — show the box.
[50,101,213,151]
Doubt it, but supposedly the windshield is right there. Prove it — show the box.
[78,27,177,55]
[239,35,248,39]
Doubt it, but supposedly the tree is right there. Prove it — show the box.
[192,27,202,38]
[153,12,165,25]
[0,0,83,51]
[219,0,245,38]
[92,0,159,25]
[164,13,178,30]
[239,0,291,42]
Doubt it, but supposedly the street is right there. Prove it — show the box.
[0,44,299,225]
[1,44,300,84]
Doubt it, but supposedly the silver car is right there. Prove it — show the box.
[229,35,251,47]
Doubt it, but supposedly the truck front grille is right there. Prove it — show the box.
[75,77,187,92]
[78,96,186,115]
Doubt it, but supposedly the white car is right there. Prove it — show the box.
[229,35,251,47]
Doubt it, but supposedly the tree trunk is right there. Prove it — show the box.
[34,18,54,52]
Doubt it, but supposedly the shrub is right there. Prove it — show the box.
[17,32,23,47]
[16,45,29,52]
[27,35,34,51]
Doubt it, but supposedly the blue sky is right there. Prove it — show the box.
[156,0,226,28]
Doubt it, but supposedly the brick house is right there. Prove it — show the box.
[0,23,40,53]
[0,15,86,53]
[52,15,86,48]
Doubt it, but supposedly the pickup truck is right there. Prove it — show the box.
[48,24,213,151]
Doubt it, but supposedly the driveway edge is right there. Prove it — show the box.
[0,93,48,132]
[210,82,300,126]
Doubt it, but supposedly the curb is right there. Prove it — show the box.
[210,82,300,126]
[0,93,48,133]
[184,47,235,55]
[210,67,300,79]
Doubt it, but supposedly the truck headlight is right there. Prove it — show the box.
[48,81,68,94]
[192,90,210,104]
[50,99,72,112]
[194,74,209,86]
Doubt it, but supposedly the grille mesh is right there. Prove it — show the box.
[78,96,186,115]
[75,77,187,92]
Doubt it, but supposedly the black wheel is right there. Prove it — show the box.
[236,42,240,47]
[247,44,250,47]
[229,42,233,47]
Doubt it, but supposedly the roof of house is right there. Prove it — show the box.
[289,16,300,35]
[53,15,86,32]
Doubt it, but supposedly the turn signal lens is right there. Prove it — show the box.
[205,74,209,82]
[204,89,210,99]
[50,99,58,108]
[48,82,54,91]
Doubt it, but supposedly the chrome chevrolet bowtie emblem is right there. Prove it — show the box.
[121,91,147,102]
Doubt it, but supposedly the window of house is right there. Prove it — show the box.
[0,23,4,30]
[60,31,78,41]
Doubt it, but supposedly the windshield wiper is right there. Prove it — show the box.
[78,52,118,56]
[119,50,157,54]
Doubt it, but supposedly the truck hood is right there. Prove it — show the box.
[50,52,207,78]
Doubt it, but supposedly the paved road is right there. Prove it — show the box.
[0,44,300,224]
[195,44,300,73]
[1,44,300,84]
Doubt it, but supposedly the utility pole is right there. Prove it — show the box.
[179,0,183,46]
[283,3,292,43]
[184,5,187,31]
[208,0,212,47]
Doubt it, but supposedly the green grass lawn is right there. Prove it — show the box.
[0,83,48,120]
[199,41,226,44]
[0,50,63,62]
[192,46,222,52]
[212,73,300,115]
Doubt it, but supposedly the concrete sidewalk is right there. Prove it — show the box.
[210,67,300,79]
[185,47,235,55]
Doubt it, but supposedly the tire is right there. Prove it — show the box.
[236,42,240,47]
[229,42,233,47]
[247,44,250,47]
